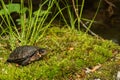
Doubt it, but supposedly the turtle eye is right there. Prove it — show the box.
[38,48,47,55]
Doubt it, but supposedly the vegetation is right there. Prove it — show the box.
[0,0,55,50]
[0,0,120,80]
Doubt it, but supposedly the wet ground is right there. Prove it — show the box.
[82,7,120,45]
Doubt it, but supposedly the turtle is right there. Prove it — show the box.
[6,45,47,66]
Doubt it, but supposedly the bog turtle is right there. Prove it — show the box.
[6,45,47,66]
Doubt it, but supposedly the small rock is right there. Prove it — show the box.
[117,71,120,80]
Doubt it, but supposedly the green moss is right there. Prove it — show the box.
[0,27,120,79]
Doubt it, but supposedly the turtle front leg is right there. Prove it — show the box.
[21,58,30,66]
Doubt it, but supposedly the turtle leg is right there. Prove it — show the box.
[21,58,30,66]
[29,52,42,62]
[21,52,42,66]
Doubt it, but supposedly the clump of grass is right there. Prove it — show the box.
[54,0,102,36]
[0,0,55,50]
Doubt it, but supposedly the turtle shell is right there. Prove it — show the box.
[7,45,47,66]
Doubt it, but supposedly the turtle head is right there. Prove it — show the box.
[38,48,47,56]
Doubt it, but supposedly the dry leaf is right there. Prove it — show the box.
[85,64,102,73]
[91,64,101,72]
[68,47,74,51]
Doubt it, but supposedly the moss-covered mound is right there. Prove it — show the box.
[0,27,120,80]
